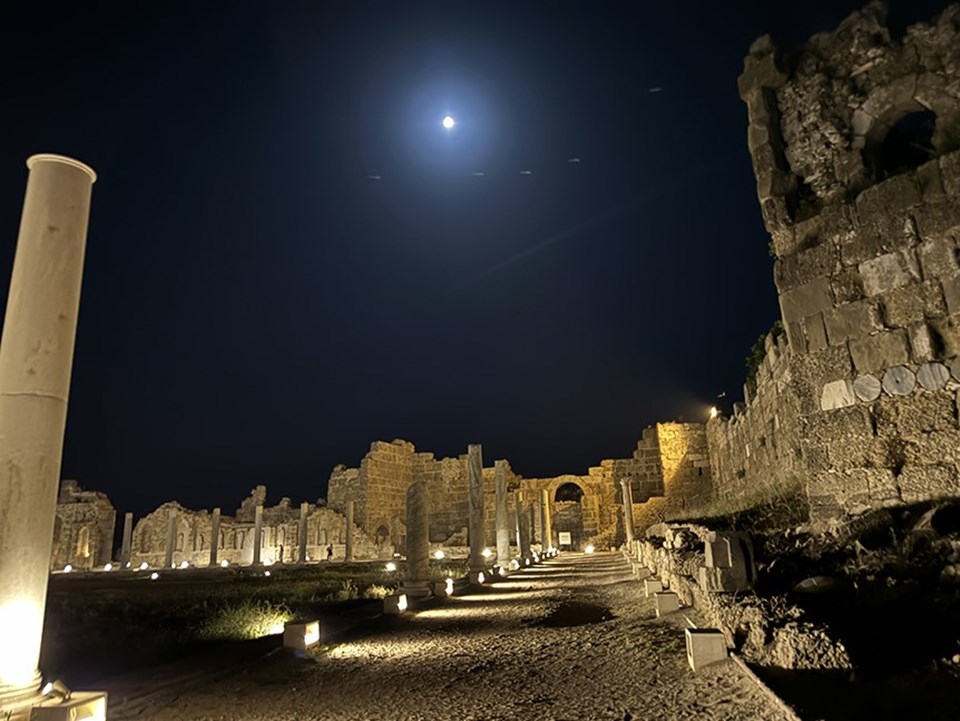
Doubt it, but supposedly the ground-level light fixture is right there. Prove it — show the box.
[585,544,596,554]
[264,570,272,577]
[481,548,493,559]
[138,562,148,571]
[33,682,107,721]
[509,559,520,571]
[283,619,320,652]
[149,572,159,581]
[385,562,397,572]
[433,550,445,560]
[179,560,189,569]
[709,406,719,419]
[103,563,113,571]
[62,564,72,573]
[220,559,229,568]
[383,593,408,614]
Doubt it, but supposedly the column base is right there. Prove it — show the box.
[400,580,432,599]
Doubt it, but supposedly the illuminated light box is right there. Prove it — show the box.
[30,691,107,721]
[283,620,320,652]
[643,579,663,597]
[685,628,728,672]
[468,571,485,585]
[432,578,454,597]
[383,593,408,615]
[654,591,680,617]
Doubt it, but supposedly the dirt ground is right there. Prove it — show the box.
[106,552,791,721]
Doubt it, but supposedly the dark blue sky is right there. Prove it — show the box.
[0,1,949,517]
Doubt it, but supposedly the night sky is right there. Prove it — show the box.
[0,0,950,518]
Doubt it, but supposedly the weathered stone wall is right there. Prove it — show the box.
[738,2,960,528]
[632,423,713,530]
[51,480,116,570]
[705,332,808,520]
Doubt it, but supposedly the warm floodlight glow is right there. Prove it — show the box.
[433,550,445,560]
[103,563,113,571]
[397,595,408,611]
[0,598,43,687]
[264,570,272,577]
[509,559,520,571]
[63,564,73,573]
[149,572,159,581]
[476,572,485,584]
[263,558,274,567]
[709,406,719,419]
[179,560,189,569]
[481,548,493,559]
[441,114,455,129]
[385,562,397,572]
[585,544,596,554]
[445,577,454,595]
[220,559,229,568]
[138,562,148,571]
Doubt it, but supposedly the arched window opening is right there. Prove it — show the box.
[555,483,584,503]
[873,110,937,180]
[77,526,90,559]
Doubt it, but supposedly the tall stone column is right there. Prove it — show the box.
[120,512,134,567]
[403,480,431,597]
[620,480,635,544]
[252,504,263,566]
[164,509,177,569]
[0,154,95,706]
[517,499,532,562]
[541,488,553,551]
[494,460,510,570]
[209,508,221,567]
[514,491,523,551]
[344,499,355,562]
[297,502,309,564]
[467,444,485,578]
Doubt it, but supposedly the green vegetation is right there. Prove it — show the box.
[745,320,784,395]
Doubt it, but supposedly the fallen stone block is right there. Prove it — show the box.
[654,591,680,617]
[685,628,728,672]
[644,578,663,597]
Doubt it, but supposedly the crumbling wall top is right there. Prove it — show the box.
[740,1,960,242]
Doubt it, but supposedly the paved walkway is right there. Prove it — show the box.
[114,552,790,721]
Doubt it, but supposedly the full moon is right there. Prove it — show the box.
[441,114,456,129]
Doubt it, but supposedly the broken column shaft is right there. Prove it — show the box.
[467,444,485,574]
[494,460,510,570]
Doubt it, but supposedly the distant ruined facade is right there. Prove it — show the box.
[51,480,116,571]
[48,4,960,572]
[128,485,380,568]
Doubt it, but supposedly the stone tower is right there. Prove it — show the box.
[739,2,960,526]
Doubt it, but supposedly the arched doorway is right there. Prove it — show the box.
[553,482,585,550]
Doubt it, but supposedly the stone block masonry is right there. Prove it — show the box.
[736,1,960,529]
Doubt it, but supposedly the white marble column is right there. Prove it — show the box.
[0,155,95,706]
[494,460,510,570]
[297,502,309,564]
[467,444,485,575]
[404,480,431,597]
[209,508,221,567]
[120,512,133,567]
[252,504,263,566]
[620,480,635,544]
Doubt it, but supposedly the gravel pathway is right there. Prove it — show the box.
[118,552,790,721]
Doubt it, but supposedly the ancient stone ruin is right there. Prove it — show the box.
[50,3,960,559]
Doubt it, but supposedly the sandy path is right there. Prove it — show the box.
[115,552,789,721]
